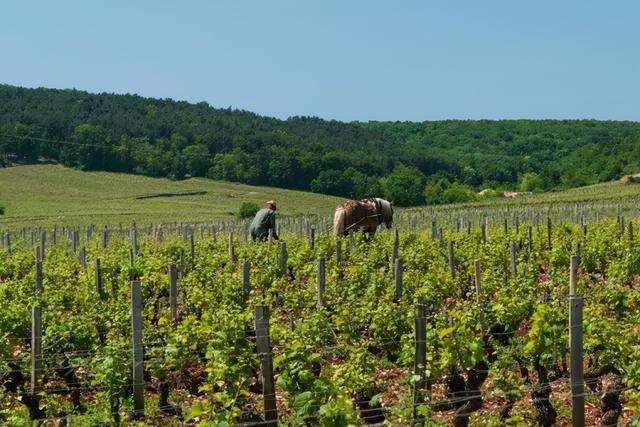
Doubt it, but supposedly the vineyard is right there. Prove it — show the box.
[1,209,640,426]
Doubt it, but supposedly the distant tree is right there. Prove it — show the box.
[539,165,561,190]
[237,201,259,219]
[62,124,109,170]
[3,84,640,196]
[208,151,240,181]
[12,123,38,161]
[461,165,482,186]
[208,151,260,184]
[599,158,622,181]
[380,165,425,206]
[209,153,239,182]
[265,146,303,188]
[310,170,353,197]
[424,178,476,204]
[343,168,383,199]
[170,152,186,180]
[560,170,589,189]
[518,172,543,192]
[114,134,148,172]
[441,182,476,204]
[182,144,210,177]
[169,132,189,151]
[424,178,450,205]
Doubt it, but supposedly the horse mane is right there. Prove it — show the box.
[374,198,393,224]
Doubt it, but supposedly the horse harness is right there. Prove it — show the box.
[343,199,385,232]
[372,198,387,224]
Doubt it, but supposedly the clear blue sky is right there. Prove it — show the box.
[2,1,639,121]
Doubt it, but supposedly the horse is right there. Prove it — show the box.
[333,198,394,237]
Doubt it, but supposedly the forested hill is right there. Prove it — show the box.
[1,83,640,206]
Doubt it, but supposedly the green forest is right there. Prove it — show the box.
[1,84,640,206]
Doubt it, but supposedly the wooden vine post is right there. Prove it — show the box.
[474,260,481,303]
[78,246,87,271]
[448,241,456,278]
[131,280,145,418]
[31,306,42,395]
[129,247,135,268]
[5,232,11,256]
[130,224,138,262]
[228,232,236,263]
[254,306,278,426]
[168,264,178,325]
[31,244,43,397]
[35,247,43,293]
[309,227,315,250]
[570,294,584,427]
[392,228,399,261]
[569,255,578,297]
[72,229,78,253]
[39,230,46,261]
[412,304,428,426]
[393,257,403,303]
[95,259,105,299]
[102,226,108,249]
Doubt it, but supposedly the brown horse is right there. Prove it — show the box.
[333,198,394,237]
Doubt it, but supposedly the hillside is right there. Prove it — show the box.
[0,165,342,227]
[456,178,640,208]
[2,84,640,206]
[2,165,640,228]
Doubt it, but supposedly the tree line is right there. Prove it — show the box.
[1,84,640,206]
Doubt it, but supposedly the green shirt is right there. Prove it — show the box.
[249,208,278,240]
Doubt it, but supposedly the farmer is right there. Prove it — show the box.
[249,200,279,242]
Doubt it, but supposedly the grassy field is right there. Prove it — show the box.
[2,164,640,228]
[476,180,640,206]
[0,164,343,227]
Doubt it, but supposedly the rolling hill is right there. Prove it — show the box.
[1,164,640,228]
[0,164,342,227]
[2,84,640,207]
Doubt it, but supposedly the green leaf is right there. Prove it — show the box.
[185,402,206,422]
[369,394,381,408]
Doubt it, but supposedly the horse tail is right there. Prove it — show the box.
[333,207,346,236]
